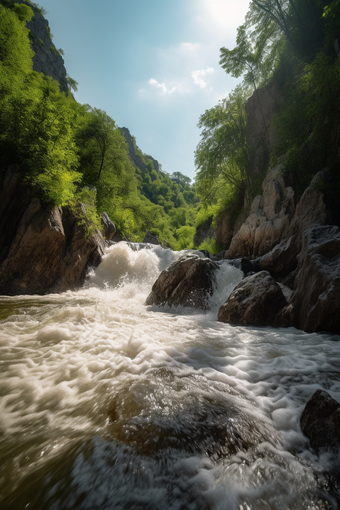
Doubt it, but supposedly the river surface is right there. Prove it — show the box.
[0,243,340,509]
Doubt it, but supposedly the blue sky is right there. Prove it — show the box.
[38,0,250,180]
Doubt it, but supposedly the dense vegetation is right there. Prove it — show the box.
[0,0,201,250]
[3,0,339,254]
[195,0,340,235]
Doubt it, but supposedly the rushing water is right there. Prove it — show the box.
[0,242,340,510]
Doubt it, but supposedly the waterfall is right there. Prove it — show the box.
[0,243,339,509]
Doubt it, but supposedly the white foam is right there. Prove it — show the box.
[0,243,339,508]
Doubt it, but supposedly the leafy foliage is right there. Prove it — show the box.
[0,0,200,249]
[195,0,340,238]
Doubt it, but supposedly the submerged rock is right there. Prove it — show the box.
[146,253,218,309]
[218,271,287,327]
[107,368,281,459]
[301,390,340,453]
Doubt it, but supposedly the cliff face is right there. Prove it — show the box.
[120,127,160,174]
[11,0,68,92]
[245,83,281,169]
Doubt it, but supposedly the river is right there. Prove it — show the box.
[0,242,339,509]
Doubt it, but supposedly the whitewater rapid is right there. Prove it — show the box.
[0,242,340,509]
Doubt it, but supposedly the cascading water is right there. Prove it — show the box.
[0,242,339,509]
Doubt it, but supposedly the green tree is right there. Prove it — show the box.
[195,85,253,203]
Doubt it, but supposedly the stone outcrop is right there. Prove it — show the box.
[101,212,116,241]
[282,169,333,250]
[218,271,287,327]
[226,165,295,259]
[146,253,219,309]
[245,83,280,163]
[301,390,340,453]
[119,127,160,174]
[226,168,332,263]
[275,225,340,334]
[11,0,68,92]
[0,167,105,295]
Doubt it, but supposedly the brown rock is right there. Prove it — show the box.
[0,200,105,295]
[218,271,287,327]
[146,253,218,309]
[301,389,340,453]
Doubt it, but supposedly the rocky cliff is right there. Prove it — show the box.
[0,166,105,295]
[119,127,160,174]
[11,0,68,92]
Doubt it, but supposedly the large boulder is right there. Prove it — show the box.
[301,390,340,453]
[218,271,287,327]
[0,171,105,296]
[146,253,219,309]
[275,225,340,334]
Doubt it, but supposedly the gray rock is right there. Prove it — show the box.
[101,212,116,241]
[301,389,340,453]
[146,253,219,309]
[275,225,340,334]
[218,271,287,327]
[143,231,161,245]
[259,235,299,278]
[11,0,68,92]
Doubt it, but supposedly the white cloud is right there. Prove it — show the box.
[178,42,201,54]
[149,78,177,95]
[192,67,214,88]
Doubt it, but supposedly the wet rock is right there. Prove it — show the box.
[143,231,161,245]
[107,369,281,458]
[301,389,340,453]
[218,271,287,327]
[146,253,218,309]
[101,212,116,241]
[275,225,340,334]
